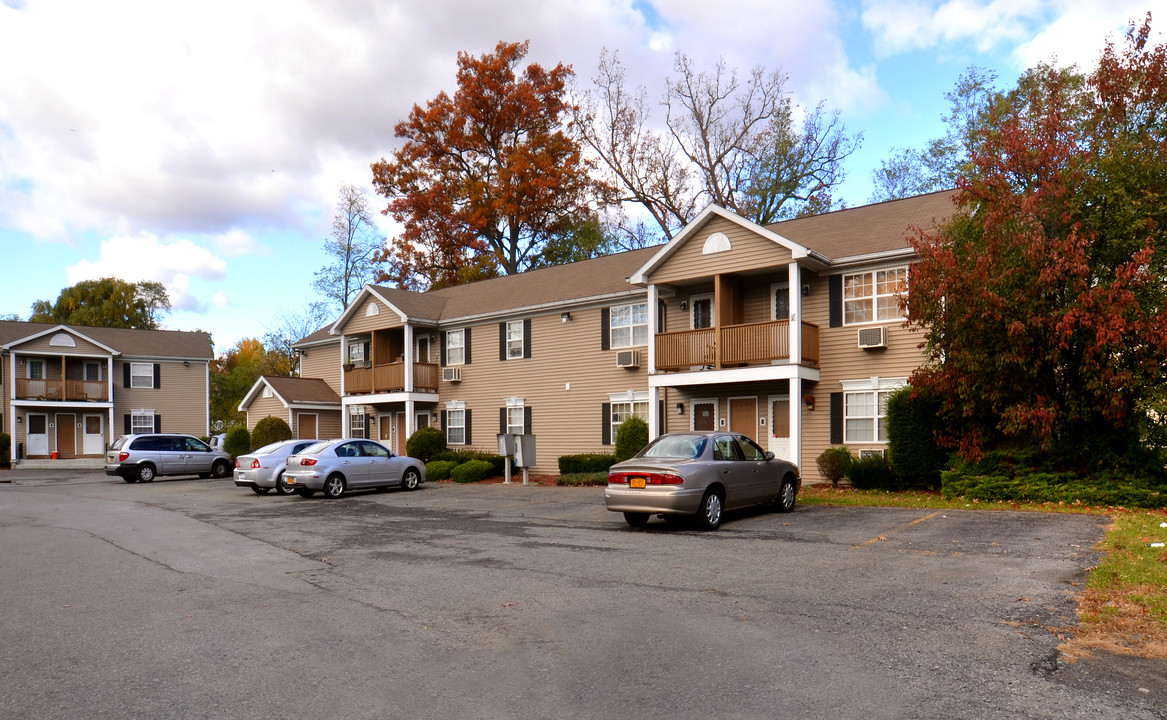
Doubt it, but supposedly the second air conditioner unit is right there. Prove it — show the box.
[616,350,640,368]
[441,367,462,382]
[857,327,888,349]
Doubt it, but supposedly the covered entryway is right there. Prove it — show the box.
[57,413,76,457]
[729,397,758,444]
[83,414,104,455]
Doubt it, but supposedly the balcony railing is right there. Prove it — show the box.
[15,378,108,402]
[344,362,439,395]
[655,321,819,371]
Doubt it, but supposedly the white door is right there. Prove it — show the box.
[769,396,792,461]
[83,415,104,455]
[28,414,49,456]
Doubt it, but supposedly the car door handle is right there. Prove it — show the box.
[341,460,351,465]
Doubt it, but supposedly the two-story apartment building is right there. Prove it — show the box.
[298,190,953,482]
[1,321,213,462]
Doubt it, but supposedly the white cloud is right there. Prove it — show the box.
[861,0,1045,57]
[65,234,228,311]
[212,292,229,309]
[1013,2,1153,72]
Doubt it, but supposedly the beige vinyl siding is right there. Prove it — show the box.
[112,359,209,437]
[12,333,110,355]
[245,395,289,432]
[650,217,794,285]
[295,409,342,440]
[299,343,342,393]
[435,303,648,474]
[337,299,402,335]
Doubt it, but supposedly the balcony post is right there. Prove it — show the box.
[789,376,802,469]
[788,261,802,365]
[404,324,414,392]
[647,284,658,375]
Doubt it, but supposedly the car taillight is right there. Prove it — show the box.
[234,459,240,468]
[119,452,130,462]
[608,472,628,484]
[655,473,684,485]
[250,459,261,469]
[608,471,683,485]
[300,458,317,466]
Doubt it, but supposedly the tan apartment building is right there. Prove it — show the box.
[1,321,213,462]
[289,190,954,482]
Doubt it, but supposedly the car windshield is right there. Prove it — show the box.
[640,435,706,459]
[253,441,293,455]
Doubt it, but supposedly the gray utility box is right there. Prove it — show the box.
[513,434,536,468]
[496,434,515,456]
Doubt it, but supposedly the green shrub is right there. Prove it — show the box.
[847,453,897,490]
[556,472,609,486]
[425,460,458,481]
[223,426,251,458]
[433,450,504,477]
[407,426,447,463]
[251,416,293,449]
[0,432,9,466]
[886,386,948,489]
[450,459,493,484]
[815,446,853,487]
[614,416,649,462]
[558,453,617,474]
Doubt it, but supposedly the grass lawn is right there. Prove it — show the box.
[801,485,1167,659]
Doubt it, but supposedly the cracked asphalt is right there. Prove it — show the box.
[1,470,1163,719]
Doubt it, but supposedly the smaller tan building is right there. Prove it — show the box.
[238,375,342,440]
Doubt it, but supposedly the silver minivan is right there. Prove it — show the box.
[105,434,233,483]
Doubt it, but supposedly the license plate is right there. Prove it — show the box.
[630,477,647,489]
[284,477,294,484]
[237,473,246,480]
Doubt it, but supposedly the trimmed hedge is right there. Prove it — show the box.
[223,426,251,458]
[847,453,897,490]
[433,450,505,477]
[615,416,649,462]
[558,453,617,474]
[815,446,852,487]
[451,459,493,484]
[942,451,1166,507]
[425,460,458,481]
[252,416,293,449]
[0,432,9,466]
[407,426,447,463]
[886,386,948,489]
[556,472,609,486]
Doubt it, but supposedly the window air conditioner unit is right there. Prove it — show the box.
[616,350,640,368]
[857,327,888,349]
[441,367,462,382]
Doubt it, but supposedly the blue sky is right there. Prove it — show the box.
[0,0,1156,353]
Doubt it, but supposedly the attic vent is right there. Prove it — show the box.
[702,232,731,254]
[365,302,379,317]
[50,333,76,347]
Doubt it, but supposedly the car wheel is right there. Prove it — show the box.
[696,490,723,531]
[136,464,156,483]
[297,488,315,498]
[623,511,650,527]
[251,486,271,495]
[198,472,211,479]
[775,474,797,513]
[402,468,420,491]
[323,474,346,499]
[275,472,294,496]
[211,460,231,478]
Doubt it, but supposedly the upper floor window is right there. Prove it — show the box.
[844,267,907,325]
[28,359,45,380]
[690,295,713,329]
[84,361,102,382]
[772,284,790,321]
[611,303,648,348]
[506,320,524,359]
[130,362,154,388]
[446,329,466,366]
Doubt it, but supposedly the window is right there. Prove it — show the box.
[131,412,155,435]
[28,359,45,380]
[262,385,273,398]
[506,405,524,435]
[506,320,524,359]
[691,295,713,329]
[844,390,893,443]
[348,342,365,362]
[130,362,154,388]
[446,329,465,366]
[610,303,648,348]
[843,267,907,325]
[772,284,790,321]
[611,395,649,441]
[446,408,466,445]
[84,362,102,381]
[350,410,366,438]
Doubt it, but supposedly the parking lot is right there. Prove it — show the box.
[1,470,1163,719]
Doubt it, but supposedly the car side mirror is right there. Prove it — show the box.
[764,451,774,461]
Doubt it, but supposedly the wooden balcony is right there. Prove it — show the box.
[344,362,439,395]
[655,321,819,371]
[15,378,108,402]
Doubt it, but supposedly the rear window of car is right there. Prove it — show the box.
[130,436,168,451]
[642,435,706,459]
[253,441,292,455]
[111,436,127,450]
[299,441,331,455]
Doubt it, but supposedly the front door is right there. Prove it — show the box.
[57,413,76,457]
[396,414,406,455]
[299,413,317,440]
[693,401,716,432]
[729,398,758,445]
[379,414,394,453]
[83,414,104,455]
[769,396,791,461]
[28,414,49,456]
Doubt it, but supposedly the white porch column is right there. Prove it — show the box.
[648,387,660,441]
[404,324,414,392]
[339,336,348,396]
[405,398,415,440]
[789,376,802,470]
[646,284,658,374]
[788,261,802,365]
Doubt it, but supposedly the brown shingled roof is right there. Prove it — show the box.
[261,375,341,405]
[0,321,213,358]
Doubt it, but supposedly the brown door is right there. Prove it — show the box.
[299,413,317,439]
[396,414,406,455]
[57,413,76,457]
[693,402,716,431]
[729,398,758,445]
[379,415,393,445]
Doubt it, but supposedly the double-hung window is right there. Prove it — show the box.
[610,303,648,348]
[446,408,466,445]
[843,267,908,324]
[506,406,524,435]
[610,391,649,441]
[131,411,155,435]
[844,390,893,443]
[130,362,154,388]
[506,321,524,359]
[350,410,366,438]
[446,330,465,366]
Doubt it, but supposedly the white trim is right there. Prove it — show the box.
[504,396,525,407]
[1,325,120,354]
[840,376,909,392]
[701,231,731,254]
[649,363,820,389]
[444,399,466,410]
[608,390,649,403]
[49,333,76,347]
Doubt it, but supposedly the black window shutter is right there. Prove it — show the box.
[365,414,372,440]
[153,363,161,389]
[123,363,130,388]
[600,308,610,351]
[465,409,472,444]
[829,275,843,328]
[523,319,532,358]
[441,410,447,434]
[500,407,507,434]
[524,406,532,434]
[601,403,611,445]
[124,414,131,434]
[830,392,844,444]
[658,400,665,436]
[657,300,666,334]
[154,415,162,433]
[464,328,472,365]
[440,332,447,366]
[499,322,507,361]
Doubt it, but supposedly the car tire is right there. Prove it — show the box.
[695,490,723,531]
[623,511,650,527]
[251,486,271,495]
[297,488,315,498]
[402,468,420,491]
[323,474,346,499]
[275,472,294,496]
[122,475,137,484]
[211,460,231,478]
[775,474,797,513]
[136,464,156,483]
[198,472,211,479]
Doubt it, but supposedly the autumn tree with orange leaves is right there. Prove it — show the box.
[908,14,1167,466]
[371,41,610,290]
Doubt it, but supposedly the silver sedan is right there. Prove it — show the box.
[604,432,800,530]
[233,439,320,495]
[282,439,426,499]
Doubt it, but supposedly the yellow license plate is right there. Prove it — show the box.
[630,477,647,489]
